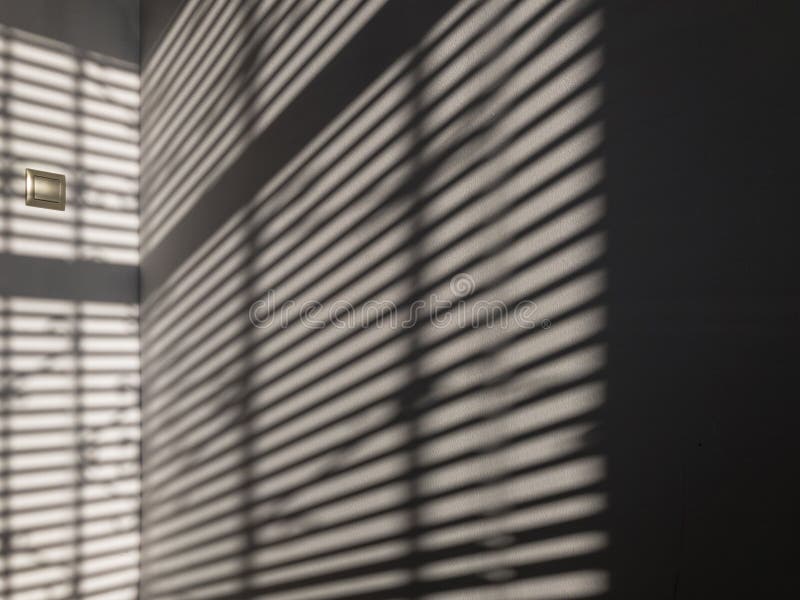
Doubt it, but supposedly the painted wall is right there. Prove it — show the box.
[603,1,799,596]
[139,0,608,598]
[0,2,140,598]
[138,0,799,598]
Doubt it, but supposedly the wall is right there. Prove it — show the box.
[139,0,608,598]
[0,1,140,598]
[603,1,799,597]
[139,0,799,599]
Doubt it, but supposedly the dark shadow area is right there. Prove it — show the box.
[0,0,138,64]
[0,254,137,304]
[140,0,187,67]
[603,1,800,597]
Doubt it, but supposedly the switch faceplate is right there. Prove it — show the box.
[26,168,66,210]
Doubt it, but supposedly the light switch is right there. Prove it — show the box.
[26,168,66,210]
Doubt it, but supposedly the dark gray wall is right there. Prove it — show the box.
[0,0,138,63]
[140,0,183,66]
[604,1,799,597]
[138,0,799,598]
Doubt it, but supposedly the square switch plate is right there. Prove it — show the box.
[25,168,66,211]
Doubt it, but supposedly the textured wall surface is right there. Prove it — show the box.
[138,0,800,598]
[1,0,797,598]
[139,0,608,598]
[0,2,141,598]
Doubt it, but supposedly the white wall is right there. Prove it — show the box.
[0,3,141,599]
[138,1,607,598]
